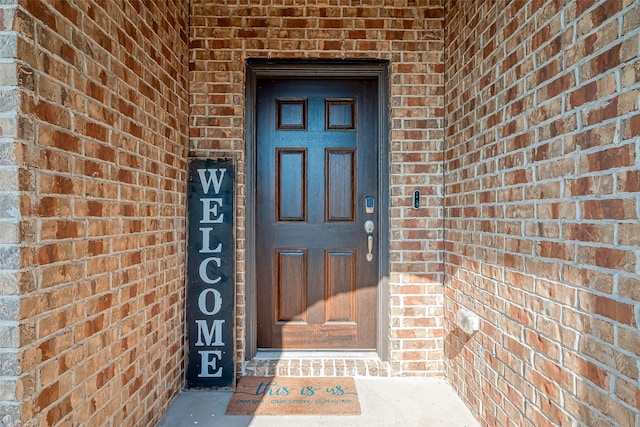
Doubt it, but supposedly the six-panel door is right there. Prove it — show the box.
[256,78,378,349]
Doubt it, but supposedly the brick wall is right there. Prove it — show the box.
[190,0,446,375]
[0,0,21,424]
[12,0,189,425]
[445,0,640,425]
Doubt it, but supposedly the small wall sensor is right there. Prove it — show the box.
[457,308,481,335]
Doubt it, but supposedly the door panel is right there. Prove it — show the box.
[256,78,378,349]
[326,149,355,221]
[277,249,307,322]
[277,149,306,221]
[325,250,356,322]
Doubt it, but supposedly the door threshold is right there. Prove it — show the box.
[255,350,379,360]
[243,351,390,377]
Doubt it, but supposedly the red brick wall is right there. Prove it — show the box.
[0,0,21,424]
[13,0,189,425]
[190,0,446,375]
[445,0,640,425]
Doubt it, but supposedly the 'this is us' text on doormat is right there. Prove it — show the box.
[226,377,361,415]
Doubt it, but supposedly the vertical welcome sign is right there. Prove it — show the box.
[186,159,235,388]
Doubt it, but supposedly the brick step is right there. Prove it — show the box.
[242,355,391,377]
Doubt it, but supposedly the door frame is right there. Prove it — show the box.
[245,59,390,361]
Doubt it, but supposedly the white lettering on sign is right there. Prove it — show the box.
[201,198,224,223]
[195,319,225,346]
[198,168,227,194]
[198,288,223,315]
[199,257,221,284]
[199,227,222,253]
[198,350,223,377]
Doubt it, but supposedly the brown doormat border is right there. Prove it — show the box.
[226,376,361,415]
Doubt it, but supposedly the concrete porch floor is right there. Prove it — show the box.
[157,377,480,427]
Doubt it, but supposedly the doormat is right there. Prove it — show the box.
[226,377,361,415]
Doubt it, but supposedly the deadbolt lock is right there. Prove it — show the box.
[364,220,374,234]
